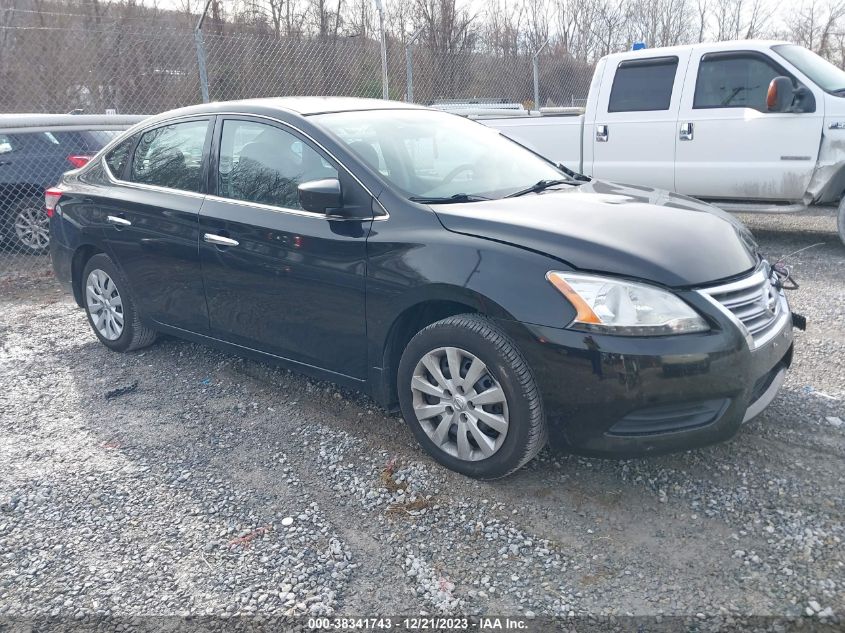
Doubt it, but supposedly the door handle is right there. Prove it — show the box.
[680,122,694,141]
[596,124,608,142]
[204,233,239,247]
[107,215,131,227]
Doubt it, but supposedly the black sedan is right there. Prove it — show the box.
[48,98,796,478]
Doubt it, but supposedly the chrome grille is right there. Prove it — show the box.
[700,267,786,348]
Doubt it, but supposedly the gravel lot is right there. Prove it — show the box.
[0,208,843,624]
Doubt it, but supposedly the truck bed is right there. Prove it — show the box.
[472,113,584,173]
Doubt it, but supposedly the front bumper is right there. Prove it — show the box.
[498,284,794,458]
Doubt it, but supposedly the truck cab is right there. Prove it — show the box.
[590,41,834,206]
[461,41,845,245]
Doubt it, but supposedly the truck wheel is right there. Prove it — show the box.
[838,197,845,247]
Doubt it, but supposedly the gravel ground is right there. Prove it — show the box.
[0,209,843,624]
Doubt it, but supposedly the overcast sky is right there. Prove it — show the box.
[156,0,806,40]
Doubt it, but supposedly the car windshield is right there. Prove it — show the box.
[772,44,845,93]
[312,109,565,201]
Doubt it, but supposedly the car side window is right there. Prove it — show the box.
[694,54,783,111]
[0,134,17,154]
[104,135,137,178]
[130,120,209,192]
[608,57,678,113]
[218,119,338,210]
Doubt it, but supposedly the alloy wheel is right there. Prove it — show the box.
[86,269,125,340]
[410,346,509,461]
[14,204,50,251]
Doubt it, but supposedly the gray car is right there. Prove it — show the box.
[0,114,145,254]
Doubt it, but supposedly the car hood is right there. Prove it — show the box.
[431,180,759,288]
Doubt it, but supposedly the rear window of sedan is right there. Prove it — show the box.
[29,130,121,152]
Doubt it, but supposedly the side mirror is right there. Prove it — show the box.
[298,178,342,214]
[767,76,795,112]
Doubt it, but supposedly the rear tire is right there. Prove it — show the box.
[81,253,157,352]
[397,314,546,479]
[4,197,50,255]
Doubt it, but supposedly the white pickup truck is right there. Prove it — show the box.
[453,40,845,245]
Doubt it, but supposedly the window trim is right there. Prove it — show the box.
[98,111,384,219]
[104,134,138,181]
[692,50,808,112]
[102,115,214,199]
[126,116,214,194]
[208,114,381,220]
[607,55,679,113]
[210,115,341,216]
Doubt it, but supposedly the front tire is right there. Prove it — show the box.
[82,253,157,352]
[397,314,546,479]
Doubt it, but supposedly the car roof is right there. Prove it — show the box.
[0,113,148,134]
[137,96,428,126]
[246,96,426,115]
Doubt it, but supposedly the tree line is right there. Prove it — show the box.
[1,0,845,113]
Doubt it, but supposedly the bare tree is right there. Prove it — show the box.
[483,0,522,57]
[412,0,479,98]
[592,0,628,59]
[695,0,708,42]
[523,0,551,53]
[346,0,376,39]
[786,0,845,56]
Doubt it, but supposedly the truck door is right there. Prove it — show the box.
[590,51,691,191]
[674,48,824,201]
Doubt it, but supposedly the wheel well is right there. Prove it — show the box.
[381,300,478,409]
[70,245,103,307]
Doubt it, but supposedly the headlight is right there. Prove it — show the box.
[546,272,709,336]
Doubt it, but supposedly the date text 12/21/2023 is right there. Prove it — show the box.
[307,617,529,630]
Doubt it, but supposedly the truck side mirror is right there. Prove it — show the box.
[767,76,795,112]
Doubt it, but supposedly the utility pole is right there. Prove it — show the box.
[194,0,214,103]
[373,0,389,100]
[532,40,549,111]
[405,27,424,102]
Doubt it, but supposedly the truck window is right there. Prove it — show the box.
[694,53,783,111]
[772,44,845,94]
[608,57,678,113]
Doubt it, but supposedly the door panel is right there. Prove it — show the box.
[100,186,208,330]
[675,50,824,201]
[198,116,372,379]
[199,201,371,378]
[100,118,212,332]
[590,52,691,191]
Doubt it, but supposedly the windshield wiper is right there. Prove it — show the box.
[505,178,577,198]
[409,193,491,204]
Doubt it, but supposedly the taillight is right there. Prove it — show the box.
[66,154,92,169]
[45,188,63,218]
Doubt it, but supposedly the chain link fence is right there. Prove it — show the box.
[0,21,594,284]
